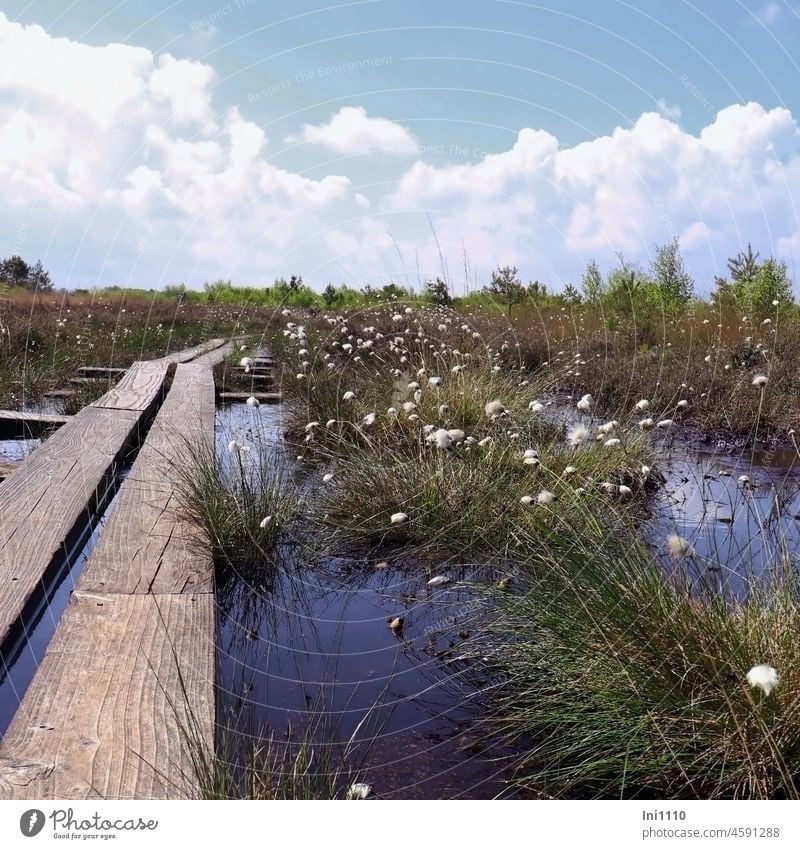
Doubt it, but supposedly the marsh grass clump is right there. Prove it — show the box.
[192,721,371,800]
[314,424,654,561]
[484,530,800,799]
[176,432,300,575]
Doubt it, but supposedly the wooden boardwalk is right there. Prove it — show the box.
[0,340,231,799]
[0,410,72,439]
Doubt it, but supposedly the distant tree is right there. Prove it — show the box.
[563,283,582,305]
[602,254,662,339]
[322,283,339,307]
[425,277,451,306]
[0,255,30,287]
[580,259,604,303]
[288,274,303,291]
[728,243,761,289]
[0,256,53,291]
[717,245,793,318]
[526,280,549,303]
[650,238,693,311]
[485,265,525,314]
[28,260,52,291]
[710,275,737,312]
[746,258,793,318]
[381,282,412,300]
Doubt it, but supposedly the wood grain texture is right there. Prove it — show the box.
[78,364,216,595]
[190,341,231,368]
[0,406,141,646]
[0,592,214,800]
[91,362,169,412]
[157,338,226,365]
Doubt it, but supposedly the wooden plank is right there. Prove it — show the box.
[92,362,169,412]
[190,341,231,368]
[0,592,214,800]
[218,391,281,403]
[77,367,127,378]
[158,338,226,365]
[0,410,71,439]
[0,406,141,647]
[78,365,215,595]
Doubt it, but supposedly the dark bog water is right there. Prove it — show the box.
[649,433,800,597]
[213,406,800,797]
[215,403,521,799]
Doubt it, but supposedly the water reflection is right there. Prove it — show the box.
[214,403,519,799]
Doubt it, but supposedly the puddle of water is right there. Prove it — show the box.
[0,438,40,463]
[649,436,800,597]
[214,402,800,796]
[215,403,519,799]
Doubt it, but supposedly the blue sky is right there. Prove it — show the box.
[1,0,799,292]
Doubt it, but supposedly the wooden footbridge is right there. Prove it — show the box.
[0,340,274,799]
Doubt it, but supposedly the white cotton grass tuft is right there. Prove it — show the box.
[566,423,590,448]
[635,399,649,411]
[428,428,452,449]
[666,533,694,560]
[363,412,377,426]
[428,376,443,388]
[639,417,655,431]
[342,390,355,401]
[746,664,779,697]
[576,393,592,413]
[656,419,675,430]
[528,400,544,413]
[752,374,768,387]
[484,399,506,418]
[322,473,334,483]
[427,575,450,587]
[346,782,373,800]
[390,512,409,525]
[603,437,621,448]
[246,395,260,407]
[259,516,272,528]
[537,490,556,505]
[520,495,535,505]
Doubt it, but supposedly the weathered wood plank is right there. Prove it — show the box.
[190,341,231,368]
[0,357,168,629]
[0,592,214,800]
[91,362,169,412]
[78,365,215,595]
[76,366,127,378]
[158,338,226,365]
[0,410,71,439]
[0,405,141,647]
[218,391,282,403]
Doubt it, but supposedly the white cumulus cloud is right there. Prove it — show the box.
[289,106,417,155]
[0,13,799,294]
